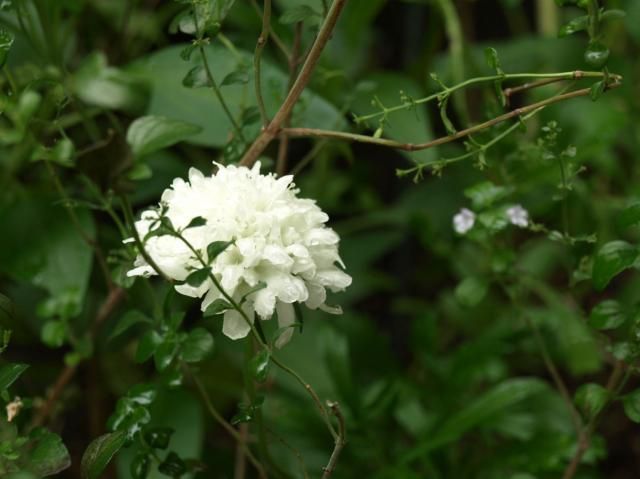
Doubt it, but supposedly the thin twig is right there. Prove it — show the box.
[240,0,348,167]
[321,402,346,479]
[250,0,291,61]
[266,426,310,479]
[279,82,621,153]
[276,22,303,176]
[254,0,272,126]
[185,365,268,479]
[31,287,125,428]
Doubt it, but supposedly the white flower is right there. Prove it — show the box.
[126,162,351,347]
[453,208,476,235]
[506,204,529,228]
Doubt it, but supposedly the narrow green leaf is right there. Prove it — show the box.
[206,240,233,263]
[109,310,152,341]
[127,115,202,158]
[592,241,638,290]
[182,65,210,88]
[249,350,270,383]
[185,216,207,229]
[135,330,163,363]
[0,363,28,391]
[589,80,606,101]
[81,431,127,479]
[203,299,232,317]
[221,68,249,87]
[0,28,15,68]
[558,15,588,37]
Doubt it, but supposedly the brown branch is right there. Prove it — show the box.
[276,21,303,176]
[31,287,125,428]
[239,0,348,167]
[321,401,346,479]
[279,82,620,153]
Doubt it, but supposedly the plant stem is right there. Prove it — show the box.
[354,70,613,123]
[321,402,346,479]
[280,81,621,153]
[250,0,291,61]
[240,0,348,167]
[185,365,268,479]
[254,0,272,126]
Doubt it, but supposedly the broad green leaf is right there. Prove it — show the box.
[592,241,638,291]
[22,429,71,477]
[220,68,249,87]
[158,452,186,477]
[181,328,214,363]
[131,44,344,146]
[82,432,127,479]
[73,52,148,113]
[619,203,640,229]
[0,363,28,391]
[182,65,209,88]
[184,216,207,229]
[154,339,179,371]
[130,454,151,479]
[248,350,270,383]
[558,15,588,37]
[41,320,67,348]
[185,267,210,288]
[455,277,488,307]
[110,310,153,341]
[127,115,202,158]
[623,389,640,423]
[279,5,320,24]
[464,181,512,209]
[575,383,608,418]
[143,427,173,450]
[203,299,232,317]
[136,330,163,363]
[206,240,233,262]
[589,300,627,330]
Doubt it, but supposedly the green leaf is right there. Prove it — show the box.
[185,216,207,229]
[0,292,15,323]
[558,15,588,37]
[0,27,14,68]
[231,404,255,425]
[127,115,202,158]
[22,429,71,477]
[575,383,609,418]
[484,47,503,74]
[73,52,148,113]
[589,80,606,101]
[600,9,626,22]
[182,65,210,88]
[464,181,512,209]
[158,451,187,477]
[136,330,163,363]
[130,454,151,479]
[279,5,320,24]
[248,350,270,383]
[206,240,233,262]
[0,363,28,391]
[109,310,152,341]
[181,328,214,363]
[623,389,640,423]
[592,241,638,290]
[619,203,640,229]
[41,320,67,348]
[81,431,127,479]
[455,277,488,307]
[589,300,627,330]
[203,298,232,317]
[143,427,173,450]
[154,339,179,371]
[185,267,211,287]
[584,41,610,69]
[221,68,249,87]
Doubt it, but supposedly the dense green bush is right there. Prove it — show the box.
[1,0,639,478]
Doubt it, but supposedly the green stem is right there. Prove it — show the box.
[254,0,272,126]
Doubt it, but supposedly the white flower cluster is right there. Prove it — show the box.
[453,204,530,234]
[127,162,352,347]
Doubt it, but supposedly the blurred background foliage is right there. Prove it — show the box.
[1,0,640,478]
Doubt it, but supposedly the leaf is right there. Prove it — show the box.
[600,9,626,22]
[136,330,163,363]
[127,115,202,158]
[0,363,28,391]
[484,47,503,74]
[181,328,214,363]
[221,68,249,87]
[73,52,148,113]
[248,350,270,383]
[109,310,152,341]
[0,292,15,323]
[143,427,174,450]
[619,203,640,229]
[185,267,211,287]
[154,339,179,371]
[22,429,71,476]
[623,389,640,423]
[185,216,207,229]
[203,298,232,317]
[158,452,186,477]
[589,80,605,102]
[558,15,588,37]
[81,431,127,479]
[592,241,638,291]
[131,44,344,147]
[455,277,488,307]
[206,240,233,262]
[589,300,627,330]
[279,5,320,24]
[575,383,609,418]
[464,181,512,209]
[0,27,14,68]
[182,65,210,88]
[130,454,151,479]
[41,320,67,348]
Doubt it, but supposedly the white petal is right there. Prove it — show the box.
[305,282,326,309]
[315,269,352,292]
[222,304,254,340]
[253,288,276,319]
